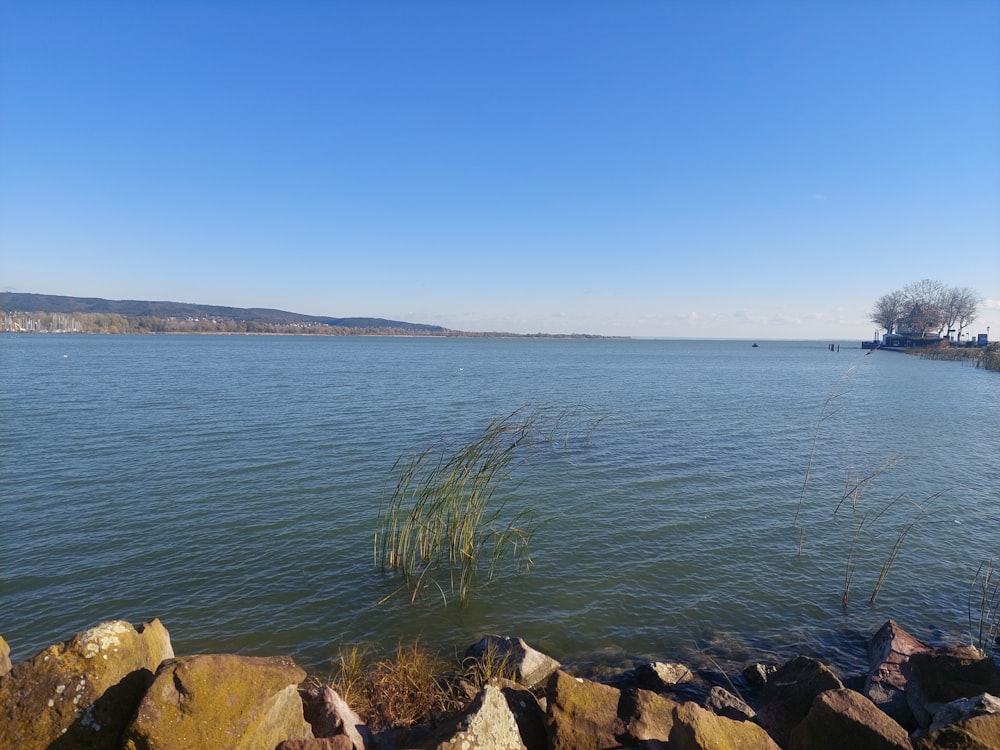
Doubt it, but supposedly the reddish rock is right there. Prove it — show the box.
[277,739,354,750]
[788,688,912,750]
[906,646,1000,727]
[864,619,929,728]
[755,655,845,747]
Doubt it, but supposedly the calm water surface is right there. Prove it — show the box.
[1,334,997,676]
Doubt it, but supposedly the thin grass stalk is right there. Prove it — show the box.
[869,523,913,605]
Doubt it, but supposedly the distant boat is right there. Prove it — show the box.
[751,343,759,348]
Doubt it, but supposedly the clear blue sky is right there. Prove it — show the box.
[2,1,998,338]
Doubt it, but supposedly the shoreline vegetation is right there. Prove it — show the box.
[0,292,620,339]
[2,618,998,749]
[903,341,1000,372]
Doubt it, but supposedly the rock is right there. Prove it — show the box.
[742,662,778,689]
[670,699,781,750]
[705,685,755,721]
[914,693,1000,750]
[906,646,1000,727]
[617,687,679,745]
[0,618,174,750]
[864,619,929,728]
[0,633,11,676]
[123,653,313,750]
[545,669,624,750]
[301,685,372,749]
[787,688,911,750]
[499,682,548,750]
[546,671,777,750]
[465,635,560,689]
[635,661,694,691]
[277,739,355,750]
[425,682,526,750]
[755,655,845,747]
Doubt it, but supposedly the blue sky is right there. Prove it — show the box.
[2,1,998,338]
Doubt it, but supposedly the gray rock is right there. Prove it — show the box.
[914,693,1000,750]
[465,635,560,690]
[301,685,372,749]
[429,682,526,750]
[635,661,694,691]
[705,685,755,721]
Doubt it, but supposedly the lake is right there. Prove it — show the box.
[1,334,997,676]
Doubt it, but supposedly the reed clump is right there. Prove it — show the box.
[320,639,516,732]
[374,409,544,605]
[910,341,1000,372]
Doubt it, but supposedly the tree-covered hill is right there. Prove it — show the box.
[0,293,448,334]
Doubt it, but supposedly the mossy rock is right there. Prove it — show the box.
[123,653,312,750]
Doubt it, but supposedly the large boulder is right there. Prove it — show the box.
[0,618,174,750]
[755,655,844,747]
[465,635,560,690]
[499,682,548,750]
[914,693,1000,750]
[616,686,679,744]
[670,699,780,750]
[864,619,929,727]
[906,646,1000,727]
[787,688,912,750]
[545,669,624,750]
[123,653,313,750]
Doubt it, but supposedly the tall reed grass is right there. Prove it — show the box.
[374,409,550,605]
[969,559,1000,656]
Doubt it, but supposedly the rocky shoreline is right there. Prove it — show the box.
[1,619,998,749]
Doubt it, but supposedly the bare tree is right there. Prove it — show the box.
[870,280,980,340]
[869,290,906,334]
[942,286,981,341]
[901,279,946,336]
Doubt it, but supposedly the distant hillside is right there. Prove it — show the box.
[0,293,448,334]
